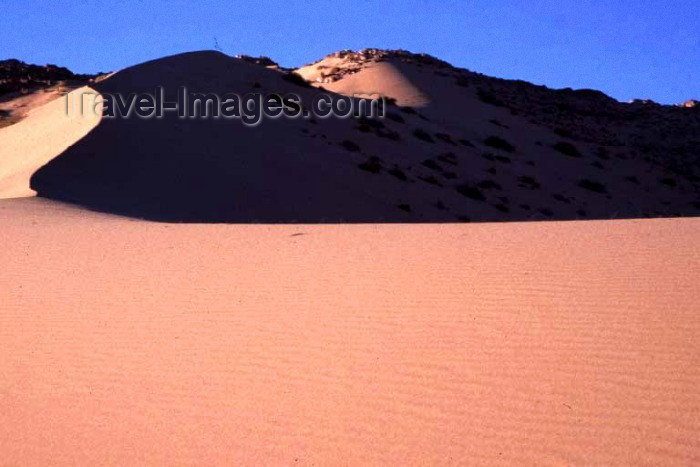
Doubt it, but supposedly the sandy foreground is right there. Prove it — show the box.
[0,198,698,465]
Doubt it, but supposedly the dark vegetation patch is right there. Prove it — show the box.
[421,159,442,171]
[578,179,607,194]
[281,71,312,88]
[339,140,361,152]
[357,116,384,129]
[484,136,515,153]
[413,128,435,143]
[477,180,502,190]
[553,141,582,158]
[419,175,442,186]
[459,139,475,147]
[455,76,470,88]
[376,128,401,141]
[357,157,382,174]
[456,183,486,201]
[659,177,677,187]
[553,193,571,204]
[517,176,540,189]
[437,152,458,166]
[435,133,457,145]
[625,175,640,184]
[494,155,511,164]
[397,204,412,212]
[477,88,505,107]
[489,119,509,129]
[554,127,573,138]
[388,166,408,181]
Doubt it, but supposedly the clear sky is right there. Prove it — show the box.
[2,0,698,104]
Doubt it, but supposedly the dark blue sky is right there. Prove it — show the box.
[2,0,698,104]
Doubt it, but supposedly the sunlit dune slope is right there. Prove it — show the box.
[0,87,100,198]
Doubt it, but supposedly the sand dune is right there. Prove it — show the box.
[0,87,100,198]
[0,197,698,464]
[1,45,698,466]
[297,58,431,107]
[25,52,420,222]
[0,50,695,222]
[1,53,698,462]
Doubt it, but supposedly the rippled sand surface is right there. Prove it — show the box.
[1,198,698,465]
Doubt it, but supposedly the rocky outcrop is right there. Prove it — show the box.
[234,55,287,70]
[0,59,95,97]
[300,48,454,84]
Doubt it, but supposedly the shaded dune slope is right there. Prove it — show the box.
[30,52,413,222]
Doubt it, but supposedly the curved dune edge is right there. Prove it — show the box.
[0,198,698,465]
[0,86,101,199]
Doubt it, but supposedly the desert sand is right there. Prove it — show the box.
[1,197,698,465]
[1,49,698,464]
[0,87,100,198]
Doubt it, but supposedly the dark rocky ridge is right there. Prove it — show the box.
[0,59,96,97]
